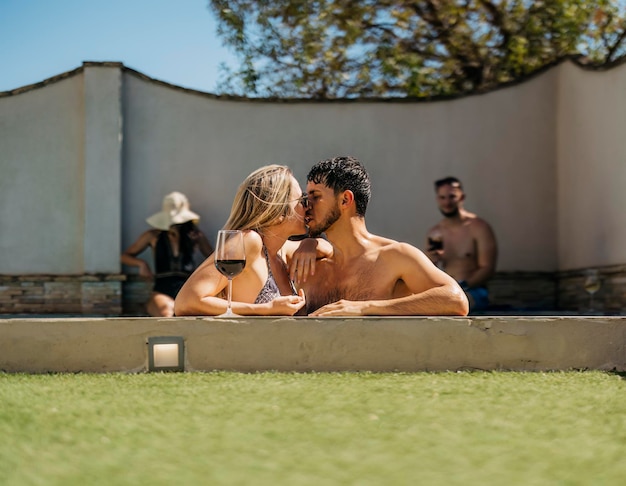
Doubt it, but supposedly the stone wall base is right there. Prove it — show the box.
[0,275,125,315]
[121,266,626,316]
[488,271,556,310]
[557,264,626,314]
[469,265,626,314]
[122,272,562,315]
[122,276,152,316]
[3,266,626,316]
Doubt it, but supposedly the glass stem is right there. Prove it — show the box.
[227,278,233,313]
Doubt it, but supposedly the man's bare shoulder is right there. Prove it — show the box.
[368,233,397,247]
[427,221,445,233]
[371,236,424,260]
[367,234,420,256]
[465,214,495,233]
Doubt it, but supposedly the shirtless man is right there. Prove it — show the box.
[292,156,468,316]
[425,177,497,312]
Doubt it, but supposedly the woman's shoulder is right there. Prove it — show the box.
[242,230,263,253]
[139,228,162,245]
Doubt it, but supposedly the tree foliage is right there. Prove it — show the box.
[209,0,626,98]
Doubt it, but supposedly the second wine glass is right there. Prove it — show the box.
[214,230,246,317]
[583,269,601,313]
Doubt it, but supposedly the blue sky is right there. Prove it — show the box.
[0,0,238,93]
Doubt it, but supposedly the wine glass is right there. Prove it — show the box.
[583,269,601,313]
[427,230,444,269]
[214,230,246,317]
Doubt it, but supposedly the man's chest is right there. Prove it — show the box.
[302,259,396,310]
[442,228,477,259]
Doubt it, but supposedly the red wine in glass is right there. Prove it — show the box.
[215,260,246,278]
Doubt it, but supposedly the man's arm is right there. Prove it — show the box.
[464,220,497,288]
[309,243,469,317]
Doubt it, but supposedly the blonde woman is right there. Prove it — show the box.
[174,165,329,316]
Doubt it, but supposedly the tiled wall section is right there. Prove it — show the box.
[122,275,152,316]
[0,275,125,315]
[121,272,561,315]
[557,265,626,314]
[489,266,626,313]
[117,269,626,315]
[3,267,626,315]
[488,271,557,310]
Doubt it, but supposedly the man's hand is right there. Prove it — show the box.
[309,299,365,316]
[425,235,444,266]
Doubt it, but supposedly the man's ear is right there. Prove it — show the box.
[341,190,355,207]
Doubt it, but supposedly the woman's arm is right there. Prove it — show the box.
[120,230,157,278]
[174,231,305,316]
[284,238,333,283]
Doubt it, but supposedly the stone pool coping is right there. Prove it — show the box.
[1,316,625,373]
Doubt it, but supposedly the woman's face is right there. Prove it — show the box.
[285,175,307,234]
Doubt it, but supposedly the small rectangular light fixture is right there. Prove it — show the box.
[148,336,185,372]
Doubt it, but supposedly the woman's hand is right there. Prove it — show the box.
[268,289,306,315]
[138,260,154,279]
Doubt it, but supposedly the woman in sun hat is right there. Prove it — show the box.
[121,191,214,317]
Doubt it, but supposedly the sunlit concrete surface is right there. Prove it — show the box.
[1,316,625,373]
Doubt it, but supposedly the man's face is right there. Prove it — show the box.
[305,181,341,237]
[436,184,464,218]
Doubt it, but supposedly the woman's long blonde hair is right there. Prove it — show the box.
[223,165,297,232]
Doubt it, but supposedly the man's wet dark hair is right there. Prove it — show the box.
[307,156,371,217]
[434,176,463,191]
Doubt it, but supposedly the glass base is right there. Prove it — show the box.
[215,309,242,318]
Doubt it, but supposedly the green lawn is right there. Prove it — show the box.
[1,371,625,485]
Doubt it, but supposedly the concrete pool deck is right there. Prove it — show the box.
[2,316,626,373]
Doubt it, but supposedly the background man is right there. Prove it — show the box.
[293,156,469,316]
[425,177,498,312]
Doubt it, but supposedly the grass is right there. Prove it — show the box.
[1,371,626,485]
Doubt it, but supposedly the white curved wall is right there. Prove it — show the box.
[1,60,623,276]
[557,62,626,269]
[121,69,557,272]
[0,75,84,273]
[0,65,122,275]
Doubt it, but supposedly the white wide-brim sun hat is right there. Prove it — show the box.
[146,191,200,231]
